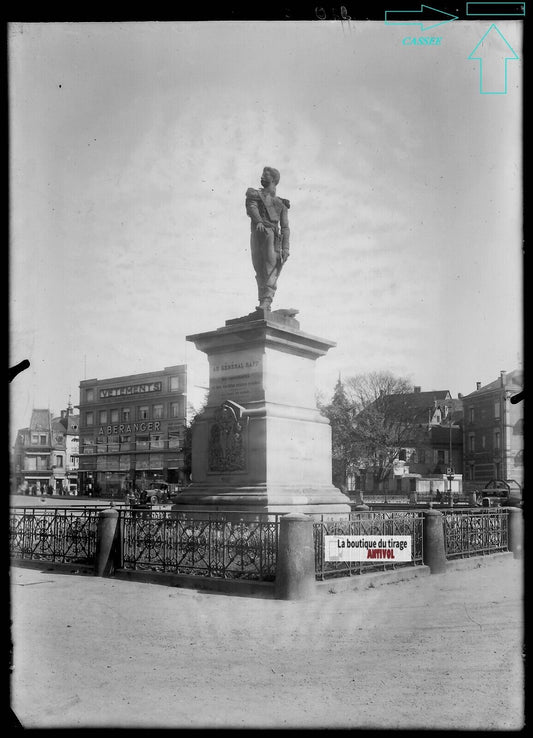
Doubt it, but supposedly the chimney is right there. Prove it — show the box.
[458,393,463,399]
[60,410,66,419]
[414,386,421,393]
[476,382,481,391]
[500,370,507,387]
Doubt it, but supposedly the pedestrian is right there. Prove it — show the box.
[31,483,37,496]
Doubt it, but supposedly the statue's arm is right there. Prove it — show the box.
[245,188,263,227]
[280,202,290,255]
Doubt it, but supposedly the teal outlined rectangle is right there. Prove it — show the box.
[466,2,526,15]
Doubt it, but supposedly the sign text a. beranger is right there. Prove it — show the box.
[98,421,162,435]
[99,382,162,399]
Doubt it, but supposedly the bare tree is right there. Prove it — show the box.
[321,372,418,490]
[346,372,416,485]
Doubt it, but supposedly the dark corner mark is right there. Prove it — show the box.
[9,707,23,728]
[9,360,30,383]
[510,391,523,404]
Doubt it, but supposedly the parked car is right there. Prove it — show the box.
[126,482,172,507]
[481,479,522,508]
[142,482,171,505]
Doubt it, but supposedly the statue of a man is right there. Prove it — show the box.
[245,167,290,311]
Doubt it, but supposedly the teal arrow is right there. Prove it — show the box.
[468,24,519,94]
[385,4,458,30]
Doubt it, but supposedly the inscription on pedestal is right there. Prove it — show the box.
[209,357,262,404]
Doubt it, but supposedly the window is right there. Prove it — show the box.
[495,462,501,478]
[153,404,164,419]
[108,436,119,453]
[86,389,94,402]
[169,432,181,449]
[136,436,149,450]
[99,411,107,424]
[469,407,475,422]
[494,430,501,450]
[494,402,501,419]
[82,438,95,454]
[170,375,184,392]
[170,400,184,418]
[110,409,119,423]
[86,412,94,426]
[31,434,39,445]
[468,433,475,452]
[70,455,77,464]
[418,449,426,465]
[122,408,131,422]
[481,435,486,449]
[437,450,445,465]
[56,455,63,468]
[40,435,47,445]
[138,406,149,420]
[150,434,164,449]
[398,449,406,462]
[468,464,475,481]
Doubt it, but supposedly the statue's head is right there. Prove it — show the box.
[261,167,280,186]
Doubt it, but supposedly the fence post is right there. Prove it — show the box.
[507,507,523,559]
[95,506,119,576]
[422,509,447,574]
[275,513,316,600]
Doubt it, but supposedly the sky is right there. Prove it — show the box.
[9,18,523,444]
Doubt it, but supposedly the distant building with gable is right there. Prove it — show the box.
[12,403,80,494]
[356,386,464,495]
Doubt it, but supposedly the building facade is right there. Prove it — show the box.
[77,365,188,497]
[12,405,80,494]
[462,369,524,489]
[354,387,464,493]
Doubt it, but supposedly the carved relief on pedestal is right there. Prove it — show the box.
[208,400,248,473]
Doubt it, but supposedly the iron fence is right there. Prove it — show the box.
[314,511,424,580]
[9,507,99,564]
[361,494,410,505]
[442,508,509,559]
[119,510,279,581]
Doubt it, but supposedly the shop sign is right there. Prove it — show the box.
[98,421,162,435]
[99,382,162,399]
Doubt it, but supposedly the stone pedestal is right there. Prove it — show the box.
[178,308,351,517]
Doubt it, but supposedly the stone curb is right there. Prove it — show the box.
[316,565,431,595]
[11,550,515,599]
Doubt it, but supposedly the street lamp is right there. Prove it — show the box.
[447,406,454,507]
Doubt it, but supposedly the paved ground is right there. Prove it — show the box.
[10,555,523,730]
